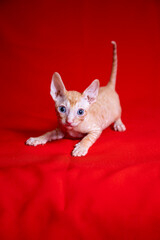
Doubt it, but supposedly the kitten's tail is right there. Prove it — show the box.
[108,41,117,89]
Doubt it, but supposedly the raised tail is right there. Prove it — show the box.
[108,41,117,89]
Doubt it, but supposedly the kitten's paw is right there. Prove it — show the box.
[72,143,88,157]
[113,119,126,132]
[26,137,47,146]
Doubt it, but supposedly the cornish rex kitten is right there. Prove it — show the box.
[26,41,126,157]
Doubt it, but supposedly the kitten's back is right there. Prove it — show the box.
[85,84,121,130]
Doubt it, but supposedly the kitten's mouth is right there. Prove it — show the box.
[64,123,74,129]
[65,126,73,129]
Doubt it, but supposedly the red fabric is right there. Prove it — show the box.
[0,0,160,239]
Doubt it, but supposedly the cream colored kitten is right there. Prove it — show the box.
[26,41,126,157]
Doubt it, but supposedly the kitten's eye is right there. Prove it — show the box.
[58,106,66,113]
[77,108,84,116]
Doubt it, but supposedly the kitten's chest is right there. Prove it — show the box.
[65,129,85,139]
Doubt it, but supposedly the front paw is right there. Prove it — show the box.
[26,137,47,146]
[72,142,88,157]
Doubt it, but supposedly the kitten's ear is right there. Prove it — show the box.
[83,79,99,104]
[50,72,66,101]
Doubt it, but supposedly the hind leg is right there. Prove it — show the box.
[113,118,126,132]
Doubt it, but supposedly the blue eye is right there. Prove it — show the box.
[77,108,84,116]
[58,106,66,113]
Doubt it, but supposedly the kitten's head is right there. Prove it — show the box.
[50,72,99,129]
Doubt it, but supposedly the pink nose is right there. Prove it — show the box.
[66,121,72,126]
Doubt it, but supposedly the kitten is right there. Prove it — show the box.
[26,41,126,157]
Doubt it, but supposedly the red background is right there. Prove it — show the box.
[0,0,160,239]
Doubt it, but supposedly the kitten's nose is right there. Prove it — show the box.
[66,120,73,126]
